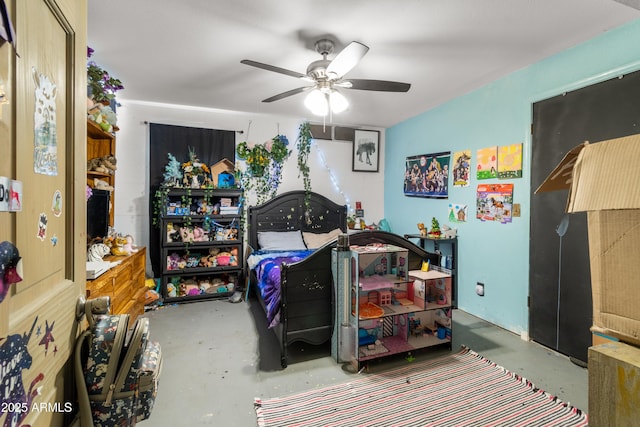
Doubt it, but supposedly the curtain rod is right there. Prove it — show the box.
[143,121,243,134]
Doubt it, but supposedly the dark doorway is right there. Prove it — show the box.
[530,69,640,362]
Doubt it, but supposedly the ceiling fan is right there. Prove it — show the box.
[241,39,411,115]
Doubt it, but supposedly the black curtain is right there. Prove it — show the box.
[148,123,236,277]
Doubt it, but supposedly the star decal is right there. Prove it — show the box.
[38,320,55,355]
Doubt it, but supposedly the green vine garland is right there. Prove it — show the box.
[296,122,313,212]
[236,134,291,206]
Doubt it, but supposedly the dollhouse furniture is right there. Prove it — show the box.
[333,243,452,369]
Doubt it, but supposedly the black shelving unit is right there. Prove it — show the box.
[159,188,243,303]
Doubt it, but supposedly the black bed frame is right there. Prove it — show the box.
[247,191,440,368]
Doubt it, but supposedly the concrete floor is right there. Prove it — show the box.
[141,297,588,426]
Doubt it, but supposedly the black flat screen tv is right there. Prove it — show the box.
[87,189,110,239]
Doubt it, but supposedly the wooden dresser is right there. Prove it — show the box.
[87,247,147,324]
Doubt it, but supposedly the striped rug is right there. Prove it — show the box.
[254,347,588,427]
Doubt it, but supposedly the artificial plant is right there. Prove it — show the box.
[236,134,290,205]
[87,47,124,104]
[296,122,313,213]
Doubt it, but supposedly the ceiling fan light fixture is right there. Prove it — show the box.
[304,88,329,116]
[329,90,348,113]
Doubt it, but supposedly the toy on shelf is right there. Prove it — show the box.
[87,243,110,262]
[417,222,427,237]
[428,217,441,238]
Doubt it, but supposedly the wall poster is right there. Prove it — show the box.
[404,152,450,199]
[32,67,58,176]
[448,203,468,223]
[476,146,497,180]
[498,143,523,179]
[452,150,471,187]
[476,183,513,223]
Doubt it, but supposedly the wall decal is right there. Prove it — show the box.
[452,150,471,187]
[36,213,47,241]
[0,318,45,426]
[9,179,21,212]
[498,143,523,179]
[404,152,451,198]
[476,146,497,180]
[51,190,62,217]
[38,320,55,356]
[0,241,22,304]
[0,176,9,211]
[32,67,58,176]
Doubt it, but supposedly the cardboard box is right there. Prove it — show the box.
[588,341,640,426]
[537,135,640,346]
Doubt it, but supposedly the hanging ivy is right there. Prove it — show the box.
[236,134,291,205]
[296,122,313,213]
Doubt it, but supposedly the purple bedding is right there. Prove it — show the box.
[248,249,314,328]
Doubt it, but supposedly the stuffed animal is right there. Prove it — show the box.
[110,236,129,256]
[179,227,195,242]
[123,235,139,254]
[167,252,181,270]
[87,243,111,262]
[93,178,114,192]
[192,226,207,242]
[198,279,212,292]
[224,227,238,240]
[417,222,427,237]
[199,255,213,268]
[100,155,117,173]
[167,222,181,242]
[441,224,457,239]
[87,158,109,174]
[167,278,179,297]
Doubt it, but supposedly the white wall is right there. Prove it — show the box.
[111,100,385,275]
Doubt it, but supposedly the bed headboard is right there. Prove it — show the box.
[247,191,347,249]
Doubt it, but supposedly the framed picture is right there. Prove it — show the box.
[352,129,380,172]
[404,152,451,198]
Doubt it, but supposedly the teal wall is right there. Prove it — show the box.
[385,19,640,335]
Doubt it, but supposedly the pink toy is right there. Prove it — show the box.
[123,235,139,254]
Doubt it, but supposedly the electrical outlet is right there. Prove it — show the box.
[476,282,485,296]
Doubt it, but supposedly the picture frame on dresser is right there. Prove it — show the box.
[352,129,379,172]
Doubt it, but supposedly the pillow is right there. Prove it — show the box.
[257,230,307,251]
[302,228,343,249]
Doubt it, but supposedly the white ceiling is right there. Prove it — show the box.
[88,0,640,128]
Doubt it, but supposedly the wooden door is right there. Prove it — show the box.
[0,1,87,426]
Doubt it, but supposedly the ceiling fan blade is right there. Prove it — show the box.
[340,79,411,92]
[326,41,369,78]
[241,59,307,79]
[262,86,312,103]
